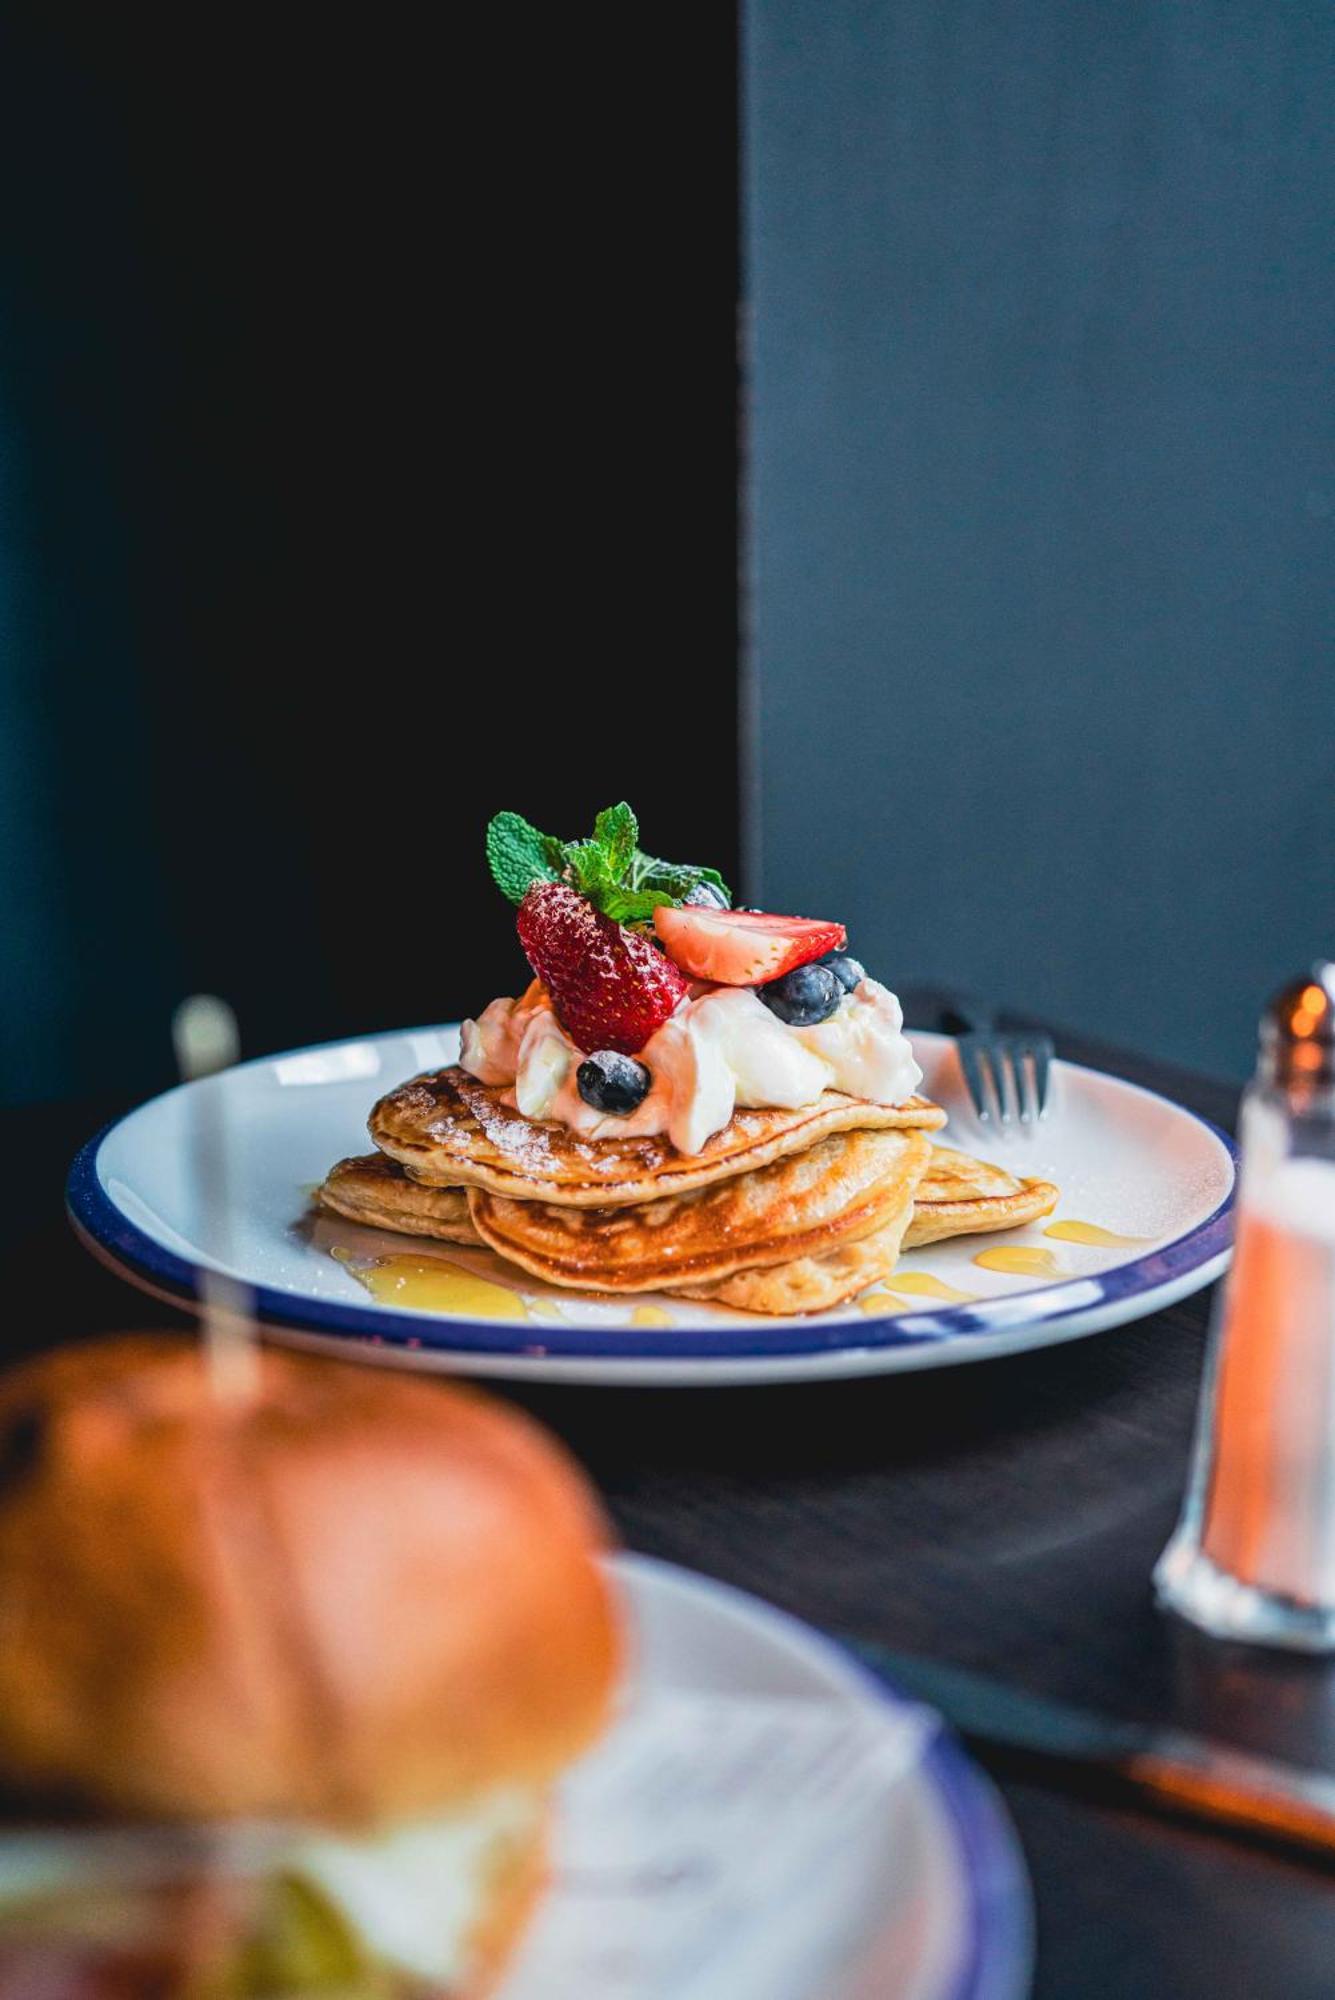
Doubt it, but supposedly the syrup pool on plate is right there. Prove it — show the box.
[332,1248,534,1322]
[1044,1219,1148,1248]
[330,1248,683,1331]
[972,1246,1067,1280]
[881,1271,979,1305]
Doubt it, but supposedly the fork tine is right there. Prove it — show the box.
[995,1044,1016,1127]
[958,1038,991,1122]
[1011,1044,1035,1125]
[1029,1037,1053,1118]
[958,1031,1053,1127]
[978,1043,1008,1128]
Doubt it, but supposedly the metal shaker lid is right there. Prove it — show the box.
[1260,962,1335,1089]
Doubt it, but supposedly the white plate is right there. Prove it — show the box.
[68,1026,1235,1387]
[0,1556,1028,1999]
[508,1553,1031,2000]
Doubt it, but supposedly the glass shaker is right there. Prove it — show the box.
[1155,963,1335,1651]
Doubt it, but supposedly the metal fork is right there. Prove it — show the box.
[939,1002,1053,1129]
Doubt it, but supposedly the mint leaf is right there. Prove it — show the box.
[485,811,561,905]
[561,839,614,903]
[485,801,730,921]
[600,884,672,923]
[563,801,641,907]
[594,801,638,883]
[629,852,731,906]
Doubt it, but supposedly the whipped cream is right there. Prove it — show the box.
[460,977,921,1156]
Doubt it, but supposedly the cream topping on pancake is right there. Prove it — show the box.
[459,977,921,1156]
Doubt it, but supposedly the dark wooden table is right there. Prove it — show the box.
[8,1010,1335,1998]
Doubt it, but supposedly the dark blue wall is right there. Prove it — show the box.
[746,0,1333,1077]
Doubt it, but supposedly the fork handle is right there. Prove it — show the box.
[937,999,998,1037]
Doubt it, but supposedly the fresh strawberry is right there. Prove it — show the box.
[653,905,846,986]
[516,882,689,1054]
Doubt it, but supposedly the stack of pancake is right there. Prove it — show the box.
[317,1063,1060,1316]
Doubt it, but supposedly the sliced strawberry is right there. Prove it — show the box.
[653,905,847,986]
[516,883,688,1054]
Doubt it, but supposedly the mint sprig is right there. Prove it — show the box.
[628,852,730,904]
[485,812,562,905]
[485,802,731,919]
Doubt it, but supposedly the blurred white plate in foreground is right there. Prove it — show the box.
[503,1554,1029,2000]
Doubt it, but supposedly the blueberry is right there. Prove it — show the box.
[759,963,842,1026]
[577,1050,652,1114]
[683,878,731,908]
[819,951,865,993]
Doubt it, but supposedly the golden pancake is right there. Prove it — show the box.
[314,1141,1059,1318]
[675,1197,918,1315]
[466,1128,932,1294]
[902,1144,1059,1248]
[317,1154,481,1246]
[371,1065,945,1209]
[315,1144,921,1317]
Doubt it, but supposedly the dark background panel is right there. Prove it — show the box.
[0,10,740,1105]
[746,0,1334,1078]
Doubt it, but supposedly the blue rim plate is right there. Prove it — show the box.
[0,1552,1029,1998]
[67,1026,1236,1386]
[603,1554,1032,2000]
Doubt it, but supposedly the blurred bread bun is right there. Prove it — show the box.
[0,1336,622,1995]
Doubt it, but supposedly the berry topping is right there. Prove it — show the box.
[758,963,844,1027]
[652,906,847,986]
[819,951,865,993]
[576,1050,652,1114]
[516,882,688,1055]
